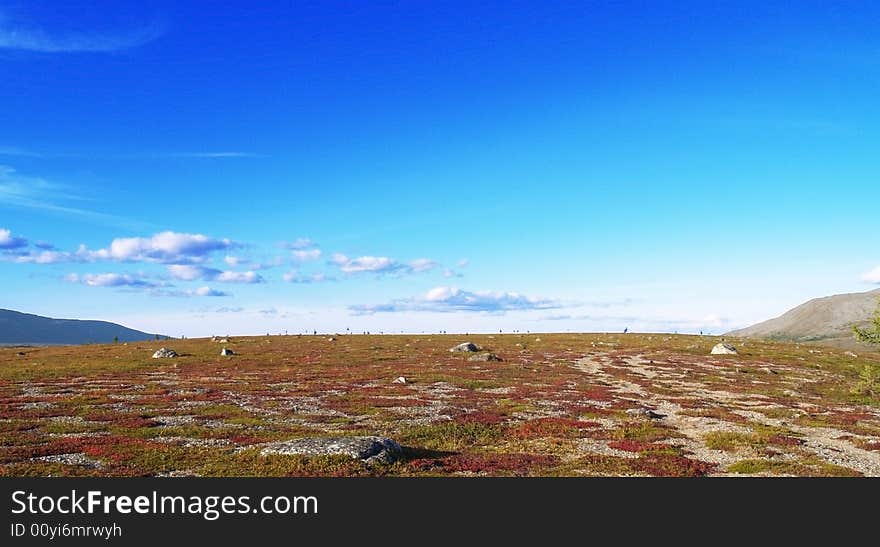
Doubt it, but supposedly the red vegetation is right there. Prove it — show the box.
[511,417,600,439]
[409,453,557,474]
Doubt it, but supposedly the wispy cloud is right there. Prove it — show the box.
[0,14,164,53]
[7,250,74,264]
[151,286,232,298]
[282,270,334,284]
[862,266,880,284]
[350,286,561,315]
[409,258,439,273]
[281,238,316,250]
[292,248,322,263]
[0,165,149,229]
[0,146,40,157]
[168,152,261,159]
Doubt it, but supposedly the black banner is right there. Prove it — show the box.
[0,478,874,544]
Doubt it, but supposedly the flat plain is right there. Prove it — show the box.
[2,333,879,477]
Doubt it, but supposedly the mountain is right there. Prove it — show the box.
[726,289,880,350]
[0,309,161,345]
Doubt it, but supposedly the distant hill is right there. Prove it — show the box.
[0,309,161,345]
[727,289,880,350]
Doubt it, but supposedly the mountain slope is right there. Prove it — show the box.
[727,289,880,349]
[0,309,160,345]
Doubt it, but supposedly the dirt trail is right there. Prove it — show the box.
[571,354,880,476]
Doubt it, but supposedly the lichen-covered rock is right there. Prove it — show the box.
[710,343,738,355]
[450,342,479,352]
[260,436,403,464]
[152,348,179,358]
[468,352,502,362]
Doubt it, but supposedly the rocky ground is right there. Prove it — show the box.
[1,333,878,476]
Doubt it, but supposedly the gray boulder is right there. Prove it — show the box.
[710,343,738,355]
[450,342,479,352]
[260,436,402,464]
[152,348,178,359]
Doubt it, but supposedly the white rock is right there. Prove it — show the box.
[152,348,178,358]
[449,342,479,352]
[392,376,406,384]
[710,343,738,355]
[220,348,235,356]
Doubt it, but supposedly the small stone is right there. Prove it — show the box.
[327,337,337,341]
[220,348,235,356]
[626,408,666,419]
[710,343,738,355]
[392,376,406,384]
[534,338,542,342]
[844,351,858,358]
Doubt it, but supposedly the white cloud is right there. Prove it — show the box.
[224,255,240,266]
[331,253,402,274]
[85,231,235,264]
[862,266,880,284]
[292,248,322,262]
[167,264,262,283]
[66,272,159,288]
[168,264,202,281]
[350,286,560,315]
[331,253,443,276]
[442,268,461,278]
[457,259,470,268]
[216,270,263,284]
[0,227,27,249]
[192,286,229,297]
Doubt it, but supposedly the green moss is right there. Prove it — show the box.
[399,421,503,451]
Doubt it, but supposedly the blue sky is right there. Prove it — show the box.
[1,1,878,336]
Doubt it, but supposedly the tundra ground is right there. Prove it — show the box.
[2,333,878,477]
